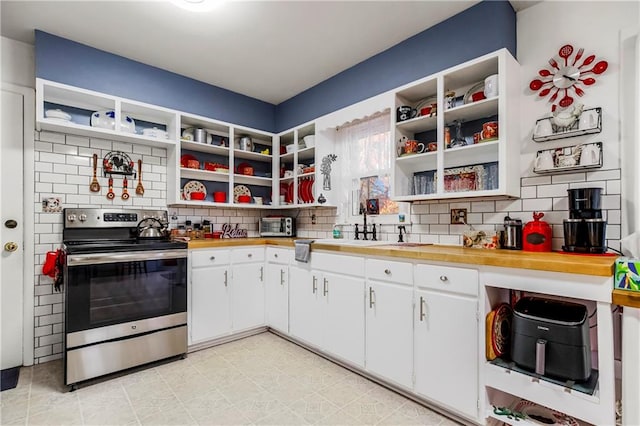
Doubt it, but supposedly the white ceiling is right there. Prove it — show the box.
[1,1,531,105]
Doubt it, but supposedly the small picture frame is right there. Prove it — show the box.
[366,198,379,215]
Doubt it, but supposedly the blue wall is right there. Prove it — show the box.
[35,31,277,132]
[275,1,516,131]
[35,1,515,134]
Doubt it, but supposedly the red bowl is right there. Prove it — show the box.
[471,91,486,102]
[237,195,251,203]
[213,191,226,203]
[190,192,206,200]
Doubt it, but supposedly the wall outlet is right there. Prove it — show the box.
[450,208,467,225]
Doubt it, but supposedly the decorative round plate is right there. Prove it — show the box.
[309,179,315,203]
[287,182,294,204]
[233,185,251,202]
[511,400,579,426]
[183,180,206,200]
[464,81,486,104]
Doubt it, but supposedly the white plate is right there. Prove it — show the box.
[183,180,206,200]
[511,400,579,425]
[233,185,251,202]
[45,109,72,121]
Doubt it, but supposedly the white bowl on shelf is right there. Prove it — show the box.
[91,110,136,133]
[285,144,295,153]
[303,135,315,148]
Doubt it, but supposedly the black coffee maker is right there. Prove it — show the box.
[562,188,607,253]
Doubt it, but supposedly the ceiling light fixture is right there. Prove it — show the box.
[171,0,225,13]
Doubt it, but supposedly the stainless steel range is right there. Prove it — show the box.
[62,208,188,389]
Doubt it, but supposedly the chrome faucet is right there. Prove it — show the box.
[354,211,377,241]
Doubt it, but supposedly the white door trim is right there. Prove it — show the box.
[2,82,35,366]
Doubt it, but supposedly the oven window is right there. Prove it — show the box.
[66,257,187,333]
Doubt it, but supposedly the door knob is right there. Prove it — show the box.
[4,242,18,252]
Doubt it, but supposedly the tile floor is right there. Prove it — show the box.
[1,332,460,425]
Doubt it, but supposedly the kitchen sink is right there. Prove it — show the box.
[379,242,434,247]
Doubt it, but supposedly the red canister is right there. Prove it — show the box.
[523,212,552,252]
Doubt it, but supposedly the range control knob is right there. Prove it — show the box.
[79,214,87,222]
[67,214,77,222]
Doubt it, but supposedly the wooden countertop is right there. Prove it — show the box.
[187,238,617,277]
[612,289,640,309]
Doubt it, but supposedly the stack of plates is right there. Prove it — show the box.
[45,109,72,123]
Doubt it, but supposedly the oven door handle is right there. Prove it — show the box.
[67,249,188,266]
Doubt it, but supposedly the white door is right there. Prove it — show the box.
[414,289,478,418]
[1,88,26,369]
[190,266,231,343]
[288,264,321,345]
[265,263,288,333]
[365,281,414,388]
[323,272,365,367]
[231,263,265,331]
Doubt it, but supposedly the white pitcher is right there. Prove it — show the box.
[535,150,554,170]
[580,144,600,166]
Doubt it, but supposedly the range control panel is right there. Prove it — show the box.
[64,208,168,229]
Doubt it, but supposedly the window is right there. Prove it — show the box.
[336,110,408,224]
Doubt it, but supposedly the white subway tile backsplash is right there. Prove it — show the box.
[66,155,91,166]
[38,173,67,184]
[133,145,152,155]
[39,131,65,143]
[601,194,621,210]
[53,184,78,194]
[38,313,63,327]
[587,169,621,181]
[608,225,621,240]
[521,176,551,186]
[607,180,621,194]
[419,214,439,224]
[39,152,67,164]
[536,183,569,198]
[89,138,112,149]
[608,210,621,225]
[53,163,78,175]
[34,325,52,337]
[35,182,53,193]
[35,141,53,152]
[522,198,552,211]
[520,186,537,198]
[34,346,52,359]
[35,162,53,173]
[569,180,606,190]
[411,204,429,214]
[53,144,78,155]
[439,235,461,245]
[495,199,522,212]
[113,142,133,152]
[471,201,495,212]
[550,173,585,184]
[65,135,90,147]
[429,224,449,234]
[429,204,449,214]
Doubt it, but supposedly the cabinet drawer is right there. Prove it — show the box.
[312,252,364,275]
[366,258,412,285]
[266,247,293,264]
[415,264,478,297]
[231,247,265,263]
[191,249,230,268]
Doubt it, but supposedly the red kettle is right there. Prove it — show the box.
[523,212,552,252]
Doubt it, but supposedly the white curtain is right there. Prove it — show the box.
[336,109,395,223]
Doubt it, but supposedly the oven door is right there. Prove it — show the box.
[65,249,187,334]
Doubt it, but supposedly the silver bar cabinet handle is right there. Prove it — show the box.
[419,296,426,321]
[369,287,375,308]
[260,266,264,281]
[323,278,328,296]
[280,269,285,286]
[224,270,228,287]
[312,276,317,293]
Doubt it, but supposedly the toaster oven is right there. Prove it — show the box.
[260,217,295,237]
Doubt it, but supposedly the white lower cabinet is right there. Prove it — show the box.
[265,247,293,333]
[322,271,365,367]
[289,253,366,367]
[289,263,322,345]
[189,249,231,344]
[230,247,265,332]
[365,258,414,388]
[414,264,479,420]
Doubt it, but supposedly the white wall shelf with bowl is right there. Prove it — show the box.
[392,49,520,202]
[481,269,617,426]
[532,107,602,143]
[36,78,179,148]
[533,142,603,175]
[169,113,276,207]
[277,123,318,208]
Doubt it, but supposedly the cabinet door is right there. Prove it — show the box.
[190,266,231,343]
[415,289,478,419]
[323,272,365,367]
[365,281,414,388]
[231,262,265,332]
[265,263,289,333]
[288,265,322,346]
